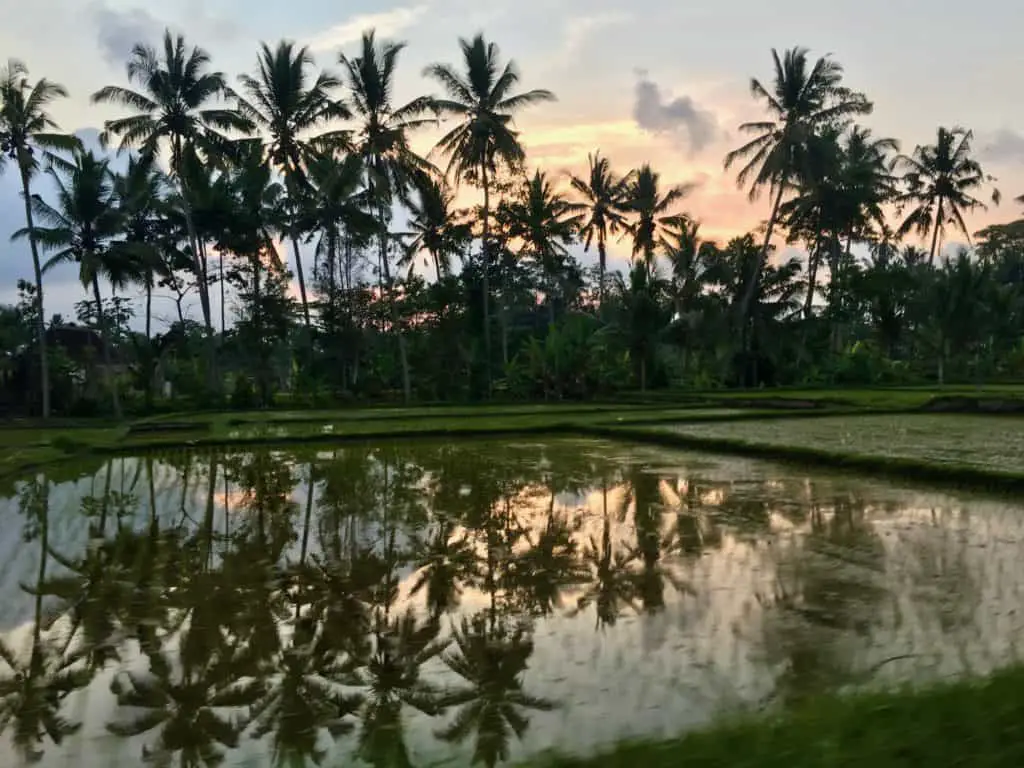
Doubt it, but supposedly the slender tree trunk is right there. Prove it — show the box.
[219,253,226,336]
[597,236,607,311]
[145,280,154,411]
[92,276,121,419]
[291,235,312,329]
[145,281,153,342]
[803,239,821,320]
[739,182,785,334]
[376,203,411,403]
[480,162,493,392]
[20,168,50,419]
[928,202,943,267]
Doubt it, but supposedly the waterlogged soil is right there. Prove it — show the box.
[1,438,1023,767]
[659,414,1024,474]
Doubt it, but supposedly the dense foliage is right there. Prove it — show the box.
[1,35,1022,416]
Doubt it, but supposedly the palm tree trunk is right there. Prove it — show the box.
[928,202,944,267]
[291,235,312,329]
[480,162,493,392]
[598,236,607,311]
[803,239,821,320]
[739,182,785,333]
[20,168,50,419]
[374,204,411,404]
[145,281,153,342]
[92,276,122,419]
[219,253,226,336]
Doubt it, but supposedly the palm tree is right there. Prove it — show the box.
[436,613,554,767]
[0,59,79,419]
[91,29,252,339]
[567,151,632,308]
[14,150,133,417]
[894,126,999,265]
[342,29,437,403]
[504,170,581,324]
[350,609,449,766]
[626,164,690,271]
[400,174,472,279]
[425,34,555,381]
[724,47,871,326]
[113,155,170,341]
[236,39,349,332]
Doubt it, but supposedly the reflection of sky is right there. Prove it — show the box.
[0,440,1023,765]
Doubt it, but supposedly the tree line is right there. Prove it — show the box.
[2,33,1023,417]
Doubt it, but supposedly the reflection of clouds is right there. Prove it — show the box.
[1,442,1024,765]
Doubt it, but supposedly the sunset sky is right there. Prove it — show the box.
[2,0,1023,326]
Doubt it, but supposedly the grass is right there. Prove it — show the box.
[650,414,1024,474]
[522,665,1024,767]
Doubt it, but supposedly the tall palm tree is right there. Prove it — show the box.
[626,164,690,271]
[342,29,437,403]
[504,170,581,324]
[724,47,871,326]
[894,126,999,265]
[236,39,349,331]
[113,155,170,342]
[14,150,133,418]
[400,174,472,280]
[424,34,555,380]
[91,29,252,338]
[436,613,554,767]
[567,150,632,308]
[0,59,79,419]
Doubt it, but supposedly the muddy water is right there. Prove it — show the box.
[0,438,1021,766]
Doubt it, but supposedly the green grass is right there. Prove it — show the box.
[653,414,1024,474]
[523,665,1024,767]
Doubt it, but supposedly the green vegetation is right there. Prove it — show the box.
[524,665,1024,768]
[2,36,1024,419]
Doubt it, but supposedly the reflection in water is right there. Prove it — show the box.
[0,439,1023,766]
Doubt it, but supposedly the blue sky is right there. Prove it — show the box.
[2,0,1023,328]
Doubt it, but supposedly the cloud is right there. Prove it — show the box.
[632,71,720,155]
[306,4,429,53]
[563,12,631,58]
[982,129,1024,164]
[88,2,241,69]
[89,4,165,67]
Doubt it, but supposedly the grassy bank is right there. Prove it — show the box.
[524,665,1024,767]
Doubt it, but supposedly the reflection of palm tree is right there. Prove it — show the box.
[512,491,586,617]
[107,644,261,767]
[0,478,91,763]
[246,617,362,767]
[437,613,553,768]
[409,515,476,618]
[572,508,639,629]
[350,609,448,767]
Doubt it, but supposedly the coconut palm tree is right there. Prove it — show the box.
[894,126,1000,265]
[724,47,871,326]
[91,29,252,338]
[626,164,691,271]
[236,39,349,332]
[14,150,134,418]
[400,174,472,280]
[113,155,171,341]
[0,59,79,419]
[424,34,555,381]
[341,29,437,403]
[567,151,632,308]
[503,170,581,324]
[436,613,554,767]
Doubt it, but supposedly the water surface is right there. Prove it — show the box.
[0,438,1022,767]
